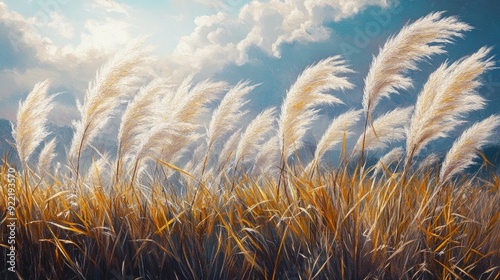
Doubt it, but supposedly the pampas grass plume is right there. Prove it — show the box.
[254,135,280,176]
[37,138,57,174]
[353,106,413,154]
[235,107,276,164]
[372,147,404,178]
[406,47,494,163]
[362,12,470,116]
[118,78,171,161]
[68,38,152,167]
[13,80,56,166]
[311,109,362,166]
[279,56,353,159]
[168,76,227,123]
[206,81,256,148]
[439,115,500,183]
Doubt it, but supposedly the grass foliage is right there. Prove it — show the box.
[1,12,500,279]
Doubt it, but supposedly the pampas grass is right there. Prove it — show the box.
[159,77,227,164]
[115,78,171,181]
[439,115,500,183]
[206,81,255,149]
[167,76,227,124]
[416,153,440,173]
[406,47,494,167]
[254,135,280,176]
[372,147,404,178]
[362,12,470,117]
[307,109,362,172]
[278,56,353,160]
[117,78,171,162]
[353,106,413,154]
[13,80,56,167]
[68,39,151,175]
[37,138,57,174]
[4,12,500,280]
[235,107,276,165]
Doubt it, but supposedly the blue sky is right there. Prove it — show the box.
[1,0,499,140]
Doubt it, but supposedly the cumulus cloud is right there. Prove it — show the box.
[0,1,133,123]
[170,0,391,76]
[92,0,130,16]
[46,12,74,38]
[0,1,132,64]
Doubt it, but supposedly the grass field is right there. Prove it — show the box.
[1,12,500,279]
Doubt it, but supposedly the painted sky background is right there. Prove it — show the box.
[1,0,499,155]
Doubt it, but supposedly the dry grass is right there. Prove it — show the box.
[1,158,499,279]
[2,12,500,280]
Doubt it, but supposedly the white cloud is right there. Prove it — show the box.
[0,1,132,64]
[0,1,134,123]
[170,0,390,77]
[66,17,131,56]
[92,0,130,16]
[46,12,74,38]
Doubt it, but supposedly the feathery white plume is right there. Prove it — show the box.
[37,138,57,174]
[279,56,353,159]
[372,147,404,178]
[312,109,362,166]
[254,135,280,176]
[235,107,276,164]
[416,153,440,173]
[363,12,471,116]
[118,78,172,160]
[207,81,255,148]
[69,38,152,167]
[439,115,500,183]
[354,106,413,154]
[13,80,56,166]
[406,47,494,162]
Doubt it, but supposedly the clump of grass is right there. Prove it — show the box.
[2,12,500,280]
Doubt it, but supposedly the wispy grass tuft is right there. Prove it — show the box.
[439,114,500,183]
[13,80,56,167]
[68,38,152,176]
[362,12,470,117]
[37,137,57,175]
[406,47,494,168]
[278,56,353,160]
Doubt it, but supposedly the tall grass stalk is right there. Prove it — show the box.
[13,80,56,168]
[68,39,151,181]
[360,12,470,162]
[116,78,171,181]
[405,47,494,172]
[439,115,500,183]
